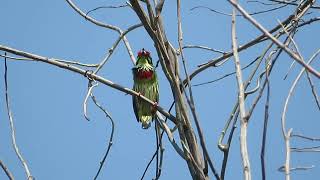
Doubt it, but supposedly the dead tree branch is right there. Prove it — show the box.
[231,4,251,180]
[3,55,33,180]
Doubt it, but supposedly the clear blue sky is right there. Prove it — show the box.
[1,1,320,180]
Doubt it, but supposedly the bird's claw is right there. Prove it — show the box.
[153,102,158,108]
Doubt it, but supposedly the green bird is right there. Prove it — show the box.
[132,49,159,129]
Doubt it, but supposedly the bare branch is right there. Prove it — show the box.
[193,56,258,87]
[65,0,138,71]
[291,146,320,152]
[278,165,315,172]
[260,55,271,180]
[140,148,158,180]
[281,47,320,133]
[190,4,288,17]
[0,54,100,67]
[83,81,99,121]
[268,0,320,9]
[291,133,320,141]
[0,45,177,124]
[91,93,115,180]
[93,23,142,74]
[228,0,320,79]
[181,45,226,55]
[156,112,185,159]
[155,0,165,15]
[65,0,121,31]
[188,11,320,84]
[306,68,320,111]
[231,5,251,180]
[154,120,164,180]
[3,54,33,180]
[141,103,175,180]
[220,110,238,180]
[281,46,320,180]
[86,3,129,17]
[218,38,275,154]
[177,1,219,178]
[0,159,14,180]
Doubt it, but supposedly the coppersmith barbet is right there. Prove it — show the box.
[132,49,159,129]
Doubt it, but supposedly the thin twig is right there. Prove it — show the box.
[291,134,320,141]
[244,71,266,95]
[220,110,238,180]
[181,45,226,54]
[193,56,259,87]
[305,69,320,111]
[291,145,320,152]
[269,0,320,9]
[66,0,137,68]
[246,26,295,119]
[218,37,275,154]
[281,48,320,180]
[155,0,165,16]
[0,159,14,180]
[140,150,158,180]
[154,120,164,180]
[156,112,185,159]
[191,8,320,81]
[283,61,296,80]
[93,23,142,74]
[248,0,280,6]
[228,0,320,79]
[66,0,120,31]
[190,4,287,16]
[140,103,175,180]
[260,55,271,180]
[4,54,33,180]
[155,120,160,179]
[1,54,100,67]
[91,93,115,180]
[86,4,129,16]
[281,47,320,133]
[83,82,99,121]
[278,165,315,171]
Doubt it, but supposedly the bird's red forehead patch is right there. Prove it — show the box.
[137,70,153,79]
[138,49,150,58]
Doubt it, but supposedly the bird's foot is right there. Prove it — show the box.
[152,102,158,113]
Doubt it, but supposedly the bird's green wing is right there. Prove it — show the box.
[132,67,140,122]
[132,94,140,122]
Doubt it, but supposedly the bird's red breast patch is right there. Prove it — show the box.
[137,70,153,79]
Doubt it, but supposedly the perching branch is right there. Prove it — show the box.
[0,45,177,124]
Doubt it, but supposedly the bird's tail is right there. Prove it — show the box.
[141,115,153,129]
